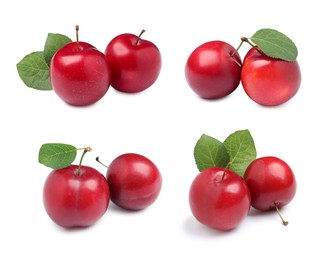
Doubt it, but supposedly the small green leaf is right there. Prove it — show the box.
[44,33,72,66]
[194,134,230,172]
[39,143,78,169]
[16,51,52,90]
[250,28,298,61]
[223,130,257,177]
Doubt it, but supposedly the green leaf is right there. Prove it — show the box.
[250,28,298,61]
[39,143,78,169]
[16,51,52,90]
[223,130,257,177]
[194,134,230,172]
[44,33,72,66]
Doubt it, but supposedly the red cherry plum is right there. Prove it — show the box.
[244,156,296,211]
[189,167,251,230]
[241,48,301,106]
[105,31,161,93]
[106,153,162,210]
[185,40,242,99]
[43,165,110,228]
[50,41,111,106]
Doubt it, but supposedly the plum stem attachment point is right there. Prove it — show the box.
[75,25,80,51]
[136,29,146,45]
[274,203,289,226]
[96,157,109,169]
[77,147,92,176]
[241,37,265,56]
[231,37,265,57]
[221,162,232,181]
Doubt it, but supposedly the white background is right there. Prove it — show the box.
[1,0,320,259]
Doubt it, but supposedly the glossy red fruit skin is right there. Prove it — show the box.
[50,42,111,106]
[185,40,242,99]
[244,156,297,211]
[104,33,162,93]
[43,165,110,228]
[189,167,251,231]
[241,47,301,106]
[106,153,162,210]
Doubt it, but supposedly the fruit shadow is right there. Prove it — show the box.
[51,203,143,233]
[107,202,144,214]
[53,222,92,233]
[183,216,235,237]
[197,93,232,103]
[247,207,276,218]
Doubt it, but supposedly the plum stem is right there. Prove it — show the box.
[75,25,80,51]
[96,157,109,168]
[136,29,146,45]
[274,203,289,226]
[231,37,265,57]
[242,37,265,55]
[77,147,92,175]
[221,162,232,181]
[231,40,244,57]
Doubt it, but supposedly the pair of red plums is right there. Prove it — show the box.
[185,40,301,106]
[50,28,162,106]
[189,156,297,230]
[43,153,162,228]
